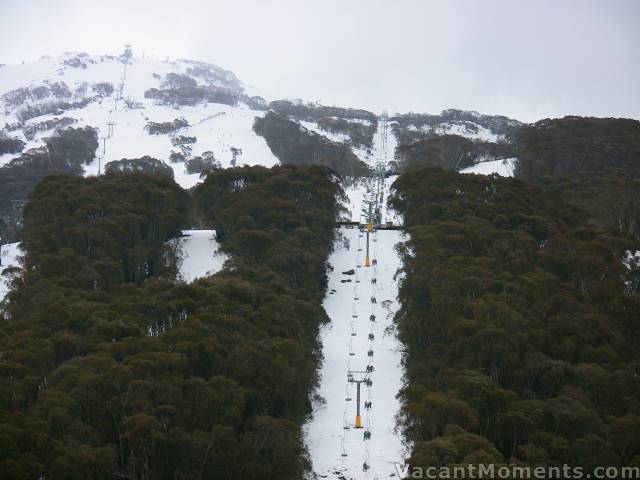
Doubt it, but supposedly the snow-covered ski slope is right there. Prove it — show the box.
[0,53,278,187]
[176,230,227,282]
[307,110,408,477]
[400,120,505,142]
[1,230,227,305]
[0,242,22,304]
[460,157,516,177]
[306,214,407,478]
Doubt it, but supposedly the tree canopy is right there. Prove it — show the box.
[389,167,640,472]
[0,165,341,479]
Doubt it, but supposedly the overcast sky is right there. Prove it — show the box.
[1,0,638,122]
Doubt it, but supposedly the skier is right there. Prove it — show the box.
[363,462,370,472]
[364,430,372,440]
[364,400,372,410]
[369,314,376,322]
[371,296,377,304]
[368,349,374,357]
[371,278,377,285]
[368,333,375,341]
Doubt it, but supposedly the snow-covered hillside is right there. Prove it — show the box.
[0,242,21,304]
[460,157,516,177]
[0,52,278,187]
[400,120,504,142]
[175,230,227,282]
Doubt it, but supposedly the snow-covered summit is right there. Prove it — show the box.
[0,51,277,187]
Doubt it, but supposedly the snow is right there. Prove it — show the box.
[176,230,227,282]
[406,121,505,142]
[300,121,352,145]
[0,53,279,189]
[623,250,640,270]
[0,242,22,304]
[306,226,407,479]
[297,112,397,168]
[460,157,517,177]
[306,172,408,478]
[343,176,402,226]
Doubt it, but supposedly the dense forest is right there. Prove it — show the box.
[389,168,640,472]
[0,165,342,479]
[395,134,515,172]
[514,116,640,180]
[513,117,640,241]
[253,111,370,177]
[0,126,99,242]
[391,110,522,146]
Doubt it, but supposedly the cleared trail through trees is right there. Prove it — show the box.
[305,175,407,479]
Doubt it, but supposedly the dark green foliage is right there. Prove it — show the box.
[16,98,92,123]
[92,82,114,97]
[0,132,25,155]
[253,111,370,176]
[390,168,640,471]
[0,127,98,241]
[44,126,98,168]
[22,116,77,141]
[186,152,220,175]
[20,174,190,286]
[144,73,238,107]
[2,82,72,109]
[514,117,640,240]
[170,135,197,146]
[0,165,340,479]
[269,99,377,124]
[316,117,377,150]
[392,109,522,146]
[105,156,175,179]
[396,134,515,171]
[268,100,377,149]
[515,116,640,180]
[145,118,189,135]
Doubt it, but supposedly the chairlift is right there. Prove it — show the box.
[341,439,348,457]
[343,414,351,430]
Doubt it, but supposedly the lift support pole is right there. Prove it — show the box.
[348,371,370,428]
[365,201,373,267]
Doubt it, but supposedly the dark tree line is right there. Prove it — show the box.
[253,111,370,177]
[0,165,342,479]
[395,134,515,172]
[0,127,98,242]
[514,116,640,180]
[268,100,377,124]
[513,116,640,242]
[389,168,640,472]
[104,157,175,179]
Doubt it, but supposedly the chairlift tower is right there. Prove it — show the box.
[347,370,371,428]
[380,110,389,162]
[362,192,376,267]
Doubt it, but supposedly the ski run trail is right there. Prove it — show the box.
[174,230,227,283]
[305,111,408,478]
[305,178,408,479]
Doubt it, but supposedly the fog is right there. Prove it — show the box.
[2,0,638,122]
